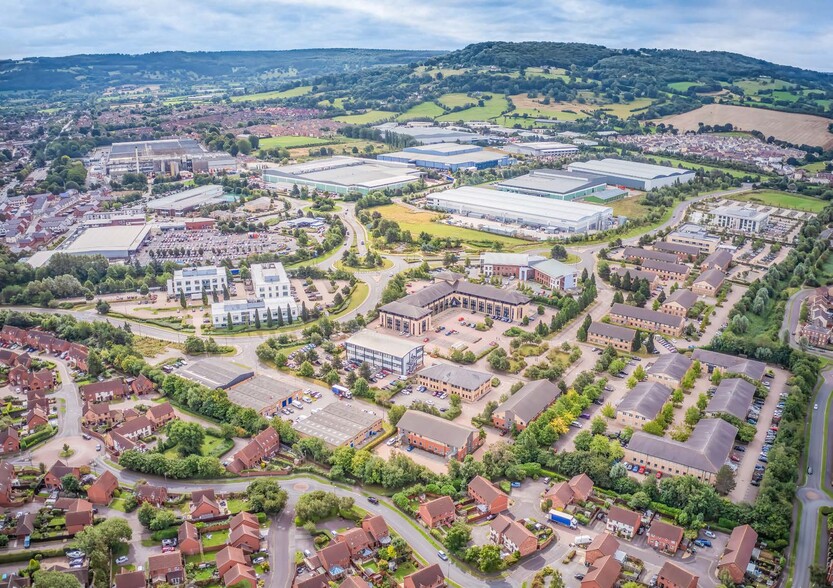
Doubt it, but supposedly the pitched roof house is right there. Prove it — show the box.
[147,550,185,586]
[87,470,119,505]
[585,532,620,566]
[719,524,757,584]
[178,521,201,556]
[417,496,456,529]
[467,475,508,515]
[402,563,446,588]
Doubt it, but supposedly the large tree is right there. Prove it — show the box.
[32,571,82,588]
[167,420,206,457]
[246,479,288,515]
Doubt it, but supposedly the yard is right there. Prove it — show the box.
[231,86,312,102]
[201,529,230,548]
[392,562,417,581]
[334,110,396,124]
[729,190,828,213]
[161,432,233,459]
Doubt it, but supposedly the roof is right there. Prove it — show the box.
[587,321,636,342]
[316,541,351,569]
[494,379,560,423]
[293,402,382,447]
[89,470,118,495]
[617,382,672,420]
[691,349,766,380]
[147,402,174,420]
[649,520,684,544]
[658,561,698,587]
[569,473,594,498]
[112,415,152,437]
[568,158,695,181]
[223,563,257,587]
[544,481,574,505]
[587,532,620,555]
[647,353,693,381]
[707,378,756,419]
[80,378,127,397]
[382,147,506,166]
[610,266,659,283]
[703,249,733,268]
[695,268,726,288]
[339,577,371,588]
[481,252,545,267]
[216,545,247,570]
[721,524,758,572]
[379,300,432,320]
[495,169,604,196]
[420,496,455,519]
[178,521,198,542]
[148,550,183,573]
[453,280,531,305]
[419,363,491,391]
[582,554,622,588]
[491,514,536,547]
[641,258,690,275]
[529,258,578,280]
[362,514,389,541]
[608,506,641,528]
[623,247,679,263]
[664,288,699,310]
[610,303,685,328]
[403,563,445,588]
[60,224,150,257]
[653,241,701,256]
[628,418,738,474]
[295,573,330,588]
[47,460,77,480]
[136,483,167,503]
[338,527,372,551]
[468,475,507,505]
[711,204,770,221]
[263,157,422,190]
[346,330,424,357]
[146,185,226,212]
[115,570,147,588]
[397,410,476,448]
[178,359,254,390]
[226,374,301,413]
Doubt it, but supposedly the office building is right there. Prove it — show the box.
[293,403,383,449]
[211,298,298,327]
[494,169,624,202]
[692,268,726,296]
[608,303,685,337]
[502,142,579,158]
[652,241,700,262]
[166,266,228,297]
[587,322,636,352]
[708,205,770,233]
[480,253,578,290]
[491,380,560,431]
[622,247,679,265]
[616,381,672,428]
[640,259,690,282]
[609,266,661,290]
[567,159,695,190]
[705,378,756,420]
[666,224,721,254]
[397,410,482,460]
[262,157,423,195]
[377,144,510,171]
[691,349,766,381]
[345,330,424,375]
[660,289,698,317]
[251,262,291,300]
[416,363,492,403]
[426,186,613,233]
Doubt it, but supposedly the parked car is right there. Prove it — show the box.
[510,482,521,488]
[704,530,716,539]
[115,556,129,565]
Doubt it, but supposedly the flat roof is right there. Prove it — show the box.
[109,138,204,159]
[381,149,505,166]
[374,124,481,144]
[177,359,254,390]
[710,205,770,221]
[346,330,424,357]
[429,186,612,223]
[496,169,607,196]
[263,157,422,190]
[62,224,150,256]
[147,185,226,211]
[509,141,578,151]
[568,158,696,180]
[227,375,301,413]
[293,403,382,447]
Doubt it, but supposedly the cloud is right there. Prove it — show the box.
[0,0,829,71]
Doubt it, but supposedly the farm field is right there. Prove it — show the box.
[728,190,827,213]
[374,204,527,249]
[525,66,569,80]
[231,86,312,102]
[413,66,468,78]
[437,94,510,122]
[658,104,833,149]
[397,101,446,121]
[801,161,829,173]
[437,93,480,108]
[259,136,335,149]
[734,78,793,94]
[334,110,396,124]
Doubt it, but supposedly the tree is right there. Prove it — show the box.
[149,509,177,531]
[87,349,103,377]
[590,416,607,435]
[61,474,81,496]
[477,543,504,572]
[353,377,370,397]
[73,518,132,588]
[645,334,655,354]
[184,336,205,354]
[444,522,471,553]
[32,572,82,588]
[714,465,736,496]
[298,361,314,377]
[95,299,110,315]
[246,479,288,515]
[179,290,187,308]
[388,404,406,427]
[167,420,206,457]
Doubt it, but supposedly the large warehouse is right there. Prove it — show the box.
[177,359,254,390]
[147,185,228,216]
[58,224,151,259]
[375,123,482,144]
[293,403,383,448]
[262,157,423,195]
[567,159,696,190]
[105,138,236,177]
[494,169,625,202]
[502,142,579,157]
[377,144,509,171]
[425,186,613,233]
[345,330,424,375]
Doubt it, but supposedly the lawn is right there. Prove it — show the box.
[525,67,569,81]
[334,110,396,124]
[668,81,700,92]
[437,93,509,122]
[226,498,249,515]
[437,93,479,108]
[374,204,528,249]
[729,190,827,213]
[133,336,180,358]
[397,101,447,121]
[162,432,233,459]
[607,196,651,219]
[109,498,129,512]
[392,562,417,581]
[201,529,230,548]
[231,86,312,102]
[801,161,829,173]
[734,78,792,95]
[259,136,335,149]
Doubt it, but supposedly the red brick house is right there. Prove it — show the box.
[335,527,373,557]
[581,555,622,588]
[147,402,177,428]
[314,541,352,579]
[65,502,94,535]
[26,408,49,431]
[130,374,155,396]
[223,563,257,588]
[67,344,89,372]
[8,365,28,387]
[43,460,80,489]
[605,506,641,539]
[585,533,620,566]
[0,325,28,346]
[82,402,122,428]
[115,570,146,588]
[489,515,538,558]
[14,353,31,370]
[190,489,221,520]
[647,520,684,554]
[87,471,119,505]
[719,524,757,585]
[418,496,456,529]
[226,427,280,474]
[467,475,508,515]
[80,379,129,403]
[216,545,248,577]
[402,564,446,588]
[0,427,20,454]
[148,551,185,586]
[657,561,698,588]
[177,521,201,556]
[28,369,54,391]
[228,512,261,552]
[361,515,390,547]
[0,462,18,506]
[136,483,168,507]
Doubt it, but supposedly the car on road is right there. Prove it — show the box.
[115,556,129,565]
[437,551,448,561]
[574,574,585,580]
[367,497,379,505]
[814,403,819,410]
[808,466,813,475]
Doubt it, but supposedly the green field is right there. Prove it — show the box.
[375,204,527,249]
[231,86,312,102]
[642,155,759,179]
[397,101,447,121]
[437,93,510,122]
[525,67,569,81]
[437,93,479,108]
[801,161,829,173]
[729,191,827,213]
[334,110,396,124]
[734,78,792,95]
[607,196,651,219]
[668,81,700,92]
[258,136,335,149]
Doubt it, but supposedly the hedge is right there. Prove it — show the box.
[0,547,65,564]
[20,426,57,449]
[150,528,179,541]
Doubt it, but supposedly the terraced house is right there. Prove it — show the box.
[416,363,492,402]
[608,303,685,337]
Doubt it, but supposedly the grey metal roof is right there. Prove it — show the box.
[653,241,701,256]
[494,380,561,423]
[346,330,424,357]
[692,349,766,380]
[379,301,432,320]
[399,280,455,308]
[396,410,476,448]
[587,322,636,342]
[647,353,692,381]
[627,418,738,474]
[610,303,685,328]
[418,363,491,391]
[495,169,606,196]
[707,378,756,420]
[640,258,690,275]
[617,381,672,419]
[623,247,679,264]
[227,375,301,413]
[177,360,254,390]
[529,259,578,280]
[293,403,382,447]
[695,268,726,288]
[663,288,698,310]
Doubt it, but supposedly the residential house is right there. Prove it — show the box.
[28,369,54,391]
[223,564,257,588]
[87,470,119,505]
[605,506,641,539]
[14,353,31,370]
[67,344,89,372]
[0,325,28,346]
[315,541,352,580]
[489,515,538,557]
[82,402,121,428]
[585,533,620,566]
[136,483,169,507]
[27,390,49,412]
[0,574,30,588]
[0,349,18,367]
[115,570,147,588]
[178,521,201,556]
[8,365,28,388]
[130,374,155,396]
[106,416,153,452]
[43,460,80,489]
[228,512,261,552]
[0,462,17,506]
[148,551,185,586]
[339,577,371,588]
[418,496,456,529]
[14,513,35,538]
[335,527,373,558]
[587,322,636,352]
[647,520,685,553]
[25,407,48,431]
[718,524,757,585]
[646,354,693,388]
[80,379,129,403]
[543,473,594,510]
[43,563,88,587]
[402,564,446,588]
[657,561,699,588]
[216,545,248,577]
[147,402,177,428]
[226,427,280,474]
[581,555,622,588]
[491,380,560,431]
[65,501,94,534]
[660,289,698,318]
[692,269,725,296]
[467,475,508,515]
[0,427,20,454]
[190,489,221,520]
[294,573,330,588]
[361,515,390,547]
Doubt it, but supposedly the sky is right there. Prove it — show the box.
[2,0,831,71]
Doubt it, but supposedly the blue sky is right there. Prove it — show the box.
[2,0,830,71]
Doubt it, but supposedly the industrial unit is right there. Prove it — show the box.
[567,158,696,190]
[377,144,510,171]
[262,157,423,195]
[494,169,625,202]
[57,224,150,259]
[105,138,236,177]
[374,123,482,144]
[501,141,579,157]
[293,403,383,448]
[146,185,228,216]
[166,266,228,296]
[224,375,302,416]
[426,186,613,233]
[344,330,425,375]
[177,359,254,390]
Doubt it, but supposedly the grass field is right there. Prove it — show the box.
[734,78,792,95]
[525,67,569,80]
[437,93,510,122]
[374,204,527,249]
[668,81,700,92]
[607,196,651,218]
[334,110,396,124]
[437,93,479,108]
[397,101,446,121]
[259,136,335,149]
[729,190,827,213]
[801,161,829,173]
[231,86,312,102]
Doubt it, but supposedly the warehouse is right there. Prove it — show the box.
[416,363,492,403]
[494,169,624,202]
[262,157,423,195]
[105,138,236,177]
[58,224,150,259]
[147,185,227,216]
[226,375,302,416]
[345,330,424,375]
[567,159,695,190]
[501,142,579,158]
[397,410,482,460]
[374,123,482,144]
[426,186,613,233]
[293,403,383,448]
[377,144,510,171]
[178,359,254,390]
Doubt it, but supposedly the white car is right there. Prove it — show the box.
[814,403,819,410]
[115,556,129,564]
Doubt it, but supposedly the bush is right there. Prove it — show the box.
[150,527,179,541]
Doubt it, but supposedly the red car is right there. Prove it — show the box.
[655,471,663,479]
[730,454,741,462]
[638,466,646,474]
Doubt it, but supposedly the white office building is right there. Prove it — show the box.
[251,262,292,300]
[708,205,770,233]
[345,330,424,375]
[166,265,228,296]
[211,297,298,327]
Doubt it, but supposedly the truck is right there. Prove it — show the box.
[548,510,578,529]
[332,385,352,399]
